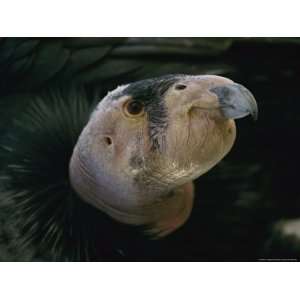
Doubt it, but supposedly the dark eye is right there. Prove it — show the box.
[124,100,145,117]
[175,84,187,90]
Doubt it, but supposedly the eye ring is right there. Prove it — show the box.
[123,99,145,117]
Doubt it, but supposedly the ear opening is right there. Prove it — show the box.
[104,136,112,145]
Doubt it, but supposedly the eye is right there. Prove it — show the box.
[175,84,187,90]
[123,100,145,117]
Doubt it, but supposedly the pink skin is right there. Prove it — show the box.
[69,75,256,238]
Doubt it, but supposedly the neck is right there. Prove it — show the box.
[69,146,194,238]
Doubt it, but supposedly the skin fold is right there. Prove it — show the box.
[69,74,257,238]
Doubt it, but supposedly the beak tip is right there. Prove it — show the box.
[250,101,258,122]
[210,83,258,122]
[249,105,258,121]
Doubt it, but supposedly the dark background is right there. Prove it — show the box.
[0,37,299,261]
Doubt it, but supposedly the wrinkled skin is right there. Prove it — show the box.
[70,74,257,238]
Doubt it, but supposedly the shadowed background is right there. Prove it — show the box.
[0,37,299,261]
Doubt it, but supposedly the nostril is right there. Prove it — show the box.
[104,136,112,145]
[175,84,187,90]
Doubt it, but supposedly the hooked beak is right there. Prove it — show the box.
[210,83,258,121]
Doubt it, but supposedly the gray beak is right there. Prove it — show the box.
[210,83,258,121]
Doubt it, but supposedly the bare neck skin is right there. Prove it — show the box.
[70,139,195,238]
[69,74,257,239]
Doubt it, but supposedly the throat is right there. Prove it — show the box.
[142,182,194,239]
[69,146,194,239]
[90,180,195,239]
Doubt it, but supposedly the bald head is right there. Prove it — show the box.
[69,74,257,237]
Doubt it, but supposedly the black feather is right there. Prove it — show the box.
[0,86,146,261]
[123,75,181,152]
